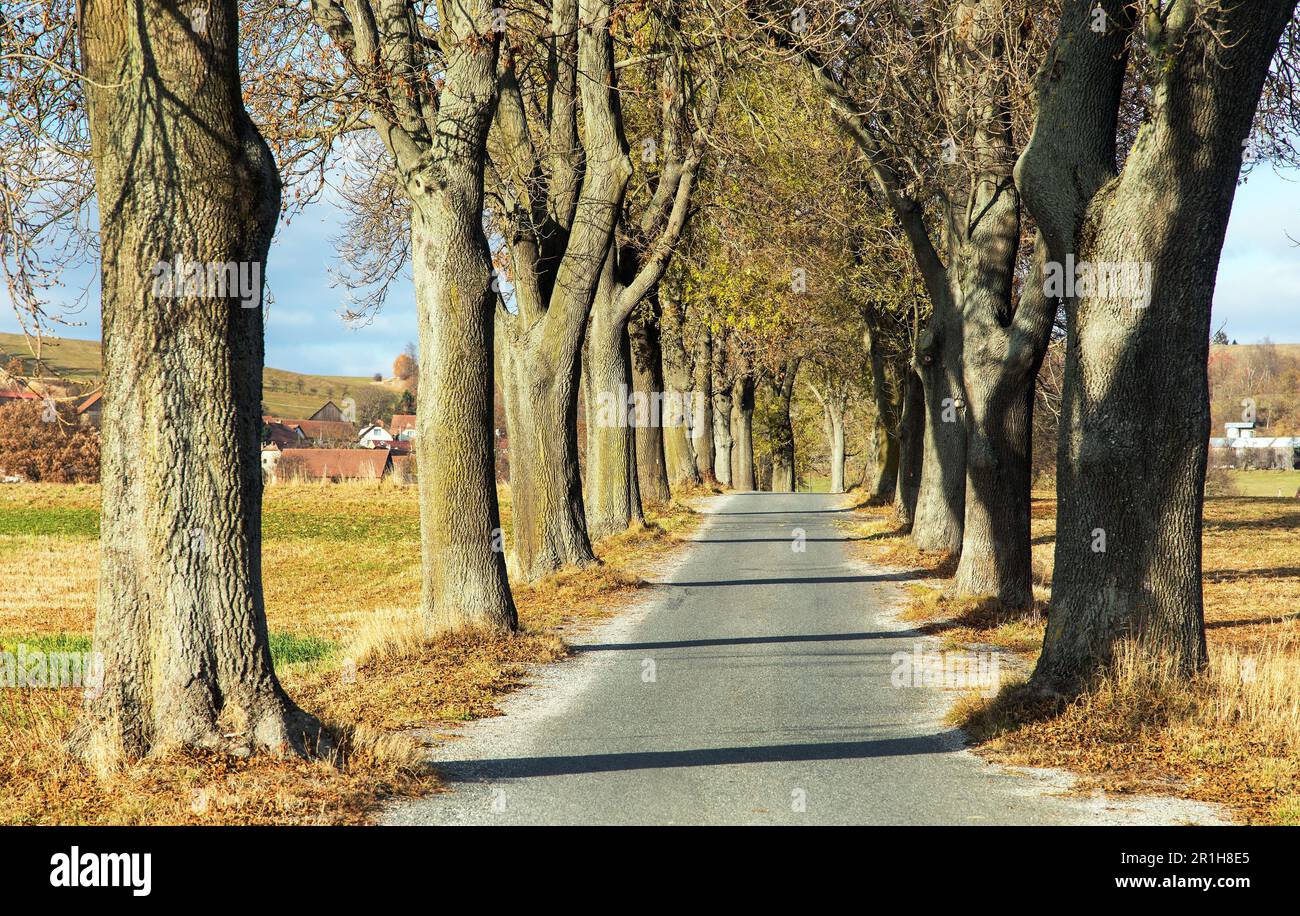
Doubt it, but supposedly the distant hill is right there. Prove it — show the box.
[1211,341,1300,358]
[0,332,396,419]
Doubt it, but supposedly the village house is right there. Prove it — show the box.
[265,447,393,482]
[261,414,356,446]
[262,419,307,449]
[389,414,416,440]
[358,423,395,448]
[1209,420,1300,470]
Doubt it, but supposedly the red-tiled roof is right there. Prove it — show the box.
[275,448,391,480]
[389,414,416,435]
[263,420,305,449]
[262,416,356,441]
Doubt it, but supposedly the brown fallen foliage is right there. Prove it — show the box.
[845,491,1300,825]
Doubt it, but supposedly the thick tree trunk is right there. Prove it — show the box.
[411,208,516,633]
[493,0,628,577]
[312,0,514,628]
[691,325,717,486]
[895,367,925,528]
[629,311,672,505]
[731,375,756,490]
[1016,0,1295,692]
[911,325,966,553]
[408,57,516,633]
[713,388,734,487]
[501,334,595,579]
[864,312,901,503]
[952,241,1053,608]
[74,0,320,769]
[584,279,645,539]
[660,294,702,489]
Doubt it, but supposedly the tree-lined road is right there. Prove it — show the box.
[385,493,1223,826]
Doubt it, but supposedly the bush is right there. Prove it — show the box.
[1204,462,1237,497]
[0,400,100,482]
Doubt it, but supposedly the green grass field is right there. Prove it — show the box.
[0,332,393,419]
[1227,469,1300,497]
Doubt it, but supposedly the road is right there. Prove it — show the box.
[383,492,1225,826]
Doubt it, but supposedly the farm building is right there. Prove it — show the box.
[262,420,306,449]
[309,400,348,422]
[265,447,393,482]
[1209,421,1300,470]
[261,415,356,446]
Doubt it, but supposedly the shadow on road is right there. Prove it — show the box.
[688,536,869,544]
[435,732,961,781]
[708,508,852,516]
[667,572,917,587]
[573,630,916,652]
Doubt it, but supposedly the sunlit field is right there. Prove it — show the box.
[0,481,703,824]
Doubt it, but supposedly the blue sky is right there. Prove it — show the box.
[4,166,1298,375]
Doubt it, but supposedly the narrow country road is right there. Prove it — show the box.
[383,492,1224,826]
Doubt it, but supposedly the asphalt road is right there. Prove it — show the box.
[383,492,1225,826]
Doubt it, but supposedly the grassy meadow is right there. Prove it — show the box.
[0,480,704,824]
[844,485,1300,824]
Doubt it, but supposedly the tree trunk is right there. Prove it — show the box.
[311,0,515,627]
[410,203,517,634]
[691,324,717,485]
[711,339,734,487]
[952,240,1053,608]
[501,330,595,579]
[493,0,628,578]
[731,375,756,490]
[827,402,846,494]
[629,310,672,505]
[895,367,925,529]
[911,324,966,553]
[660,292,702,489]
[864,311,901,503]
[408,44,516,633]
[1016,0,1295,693]
[74,0,321,769]
[768,362,798,493]
[583,274,644,539]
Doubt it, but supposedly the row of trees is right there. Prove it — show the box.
[3,0,1295,768]
[745,0,1299,695]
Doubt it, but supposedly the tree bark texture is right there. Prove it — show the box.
[76,0,322,768]
[629,308,672,505]
[1016,0,1296,692]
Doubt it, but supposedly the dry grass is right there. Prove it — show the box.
[0,480,703,824]
[846,490,1300,824]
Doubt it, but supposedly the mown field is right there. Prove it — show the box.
[0,481,704,824]
[845,489,1300,824]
